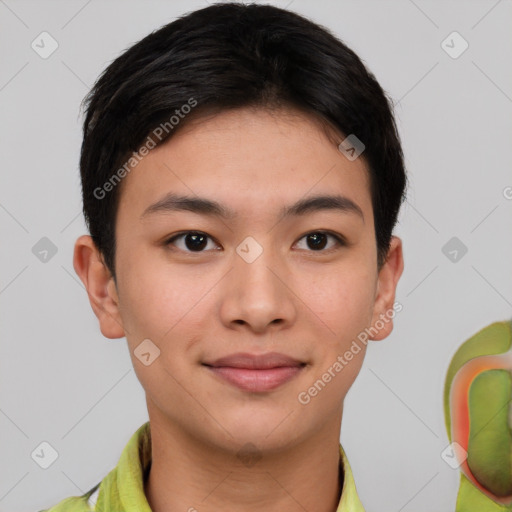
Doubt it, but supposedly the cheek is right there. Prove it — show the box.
[114,252,205,403]
[115,245,201,340]
[296,264,376,344]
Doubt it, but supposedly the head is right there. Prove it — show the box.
[74,3,406,455]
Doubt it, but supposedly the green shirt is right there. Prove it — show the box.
[40,422,365,511]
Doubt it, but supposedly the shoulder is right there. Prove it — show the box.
[37,483,99,512]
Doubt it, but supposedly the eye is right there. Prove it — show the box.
[164,230,346,254]
[165,231,220,252]
[294,231,346,252]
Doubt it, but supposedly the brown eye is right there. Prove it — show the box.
[295,231,345,252]
[306,233,328,250]
[165,231,219,252]
[184,232,208,251]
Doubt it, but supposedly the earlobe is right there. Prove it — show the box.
[73,235,125,339]
[369,236,404,341]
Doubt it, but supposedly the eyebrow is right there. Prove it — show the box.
[140,192,364,222]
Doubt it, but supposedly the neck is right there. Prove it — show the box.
[144,408,344,512]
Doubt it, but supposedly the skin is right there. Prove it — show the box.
[74,106,404,512]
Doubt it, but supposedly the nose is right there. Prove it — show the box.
[219,245,297,334]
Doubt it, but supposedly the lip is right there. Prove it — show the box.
[203,352,306,392]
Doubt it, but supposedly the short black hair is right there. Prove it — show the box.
[79,2,407,280]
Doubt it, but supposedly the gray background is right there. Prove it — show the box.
[1,1,511,511]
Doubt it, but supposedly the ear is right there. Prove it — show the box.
[73,235,125,339]
[369,236,404,341]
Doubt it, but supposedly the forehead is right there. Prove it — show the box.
[116,107,372,222]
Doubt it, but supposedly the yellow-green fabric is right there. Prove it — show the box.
[456,472,512,512]
[39,421,365,511]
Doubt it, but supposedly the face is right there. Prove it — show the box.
[75,106,403,454]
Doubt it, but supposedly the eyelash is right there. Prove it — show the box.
[164,230,347,254]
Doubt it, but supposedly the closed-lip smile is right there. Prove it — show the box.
[203,352,306,392]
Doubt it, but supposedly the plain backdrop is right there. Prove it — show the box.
[1,1,511,511]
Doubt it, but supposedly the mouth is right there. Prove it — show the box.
[202,352,307,393]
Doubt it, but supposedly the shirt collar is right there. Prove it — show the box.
[93,422,365,512]
[338,443,366,511]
